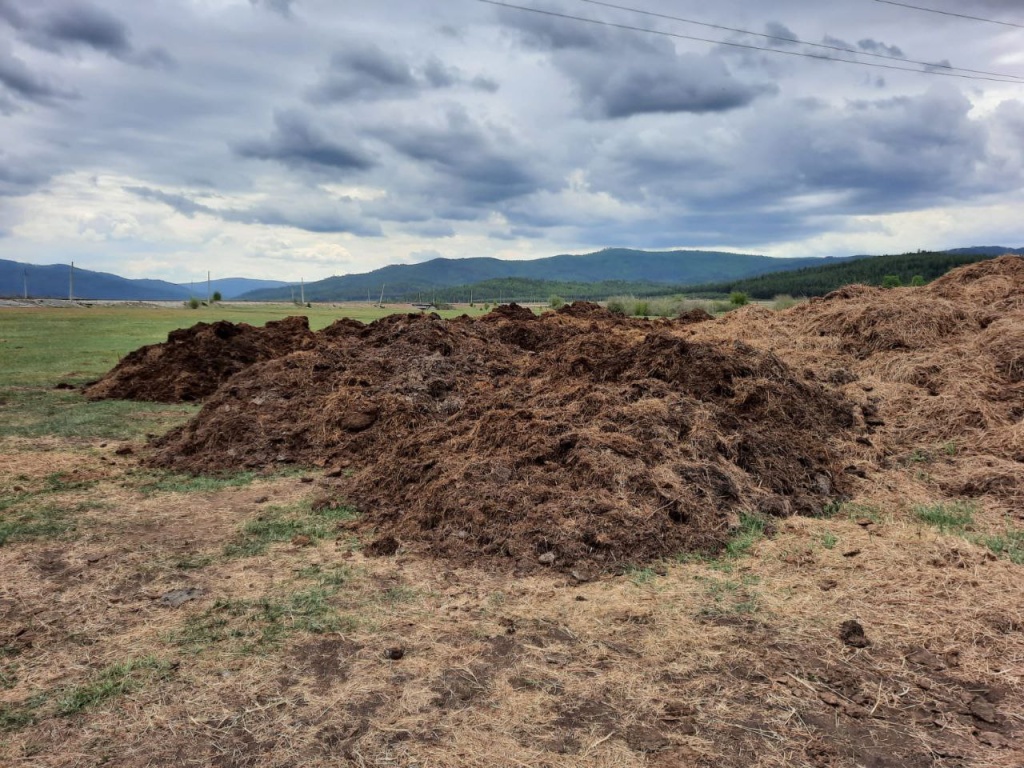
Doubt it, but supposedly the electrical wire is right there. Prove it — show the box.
[478,0,1024,84]
[574,0,1024,81]
[874,0,1024,30]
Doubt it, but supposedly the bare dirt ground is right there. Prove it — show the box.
[3,258,1023,766]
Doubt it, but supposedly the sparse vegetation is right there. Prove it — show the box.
[223,499,358,557]
[729,291,749,306]
[914,501,976,533]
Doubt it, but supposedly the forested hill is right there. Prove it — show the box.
[239,249,853,301]
[687,251,1013,299]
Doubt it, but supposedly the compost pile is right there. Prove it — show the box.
[148,305,856,568]
[84,316,316,403]
[690,255,1024,507]
[98,255,1024,568]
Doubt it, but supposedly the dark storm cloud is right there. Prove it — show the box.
[498,7,774,117]
[579,85,994,245]
[858,38,904,58]
[0,42,75,102]
[568,51,777,117]
[38,4,131,56]
[7,1,173,69]
[307,43,496,103]
[223,202,383,236]
[250,0,296,18]
[0,0,25,29]
[126,184,382,236]
[377,108,544,205]
[124,185,211,217]
[763,21,799,47]
[234,110,376,173]
[0,152,51,196]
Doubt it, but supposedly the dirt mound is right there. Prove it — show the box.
[84,316,315,403]
[150,309,856,569]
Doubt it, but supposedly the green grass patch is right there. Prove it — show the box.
[224,499,358,557]
[820,531,838,550]
[725,513,767,558]
[0,657,172,732]
[0,504,78,546]
[0,389,197,440]
[173,587,355,652]
[56,658,173,716]
[136,470,258,495]
[978,529,1024,565]
[914,501,976,533]
[914,501,1024,565]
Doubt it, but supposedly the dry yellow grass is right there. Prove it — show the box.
[2,436,1022,767]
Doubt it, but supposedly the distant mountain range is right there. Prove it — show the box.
[1,246,1020,302]
[239,249,859,302]
[0,259,287,301]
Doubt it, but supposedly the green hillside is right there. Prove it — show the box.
[686,251,1007,299]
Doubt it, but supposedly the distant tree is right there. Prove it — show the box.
[730,291,749,306]
[212,291,223,302]
[882,275,902,289]
[549,295,565,309]
[187,297,200,309]
[910,275,925,287]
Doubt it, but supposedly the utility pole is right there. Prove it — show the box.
[207,271,211,304]
[300,278,305,305]
[378,283,385,307]
[69,262,74,301]
[23,268,28,300]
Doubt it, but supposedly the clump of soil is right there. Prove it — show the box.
[149,306,856,569]
[83,316,316,403]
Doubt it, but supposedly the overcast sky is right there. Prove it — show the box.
[1,0,1022,281]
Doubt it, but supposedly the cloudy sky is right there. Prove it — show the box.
[1,0,1022,281]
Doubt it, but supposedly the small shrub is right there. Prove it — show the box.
[882,275,902,289]
[548,295,565,309]
[606,297,628,316]
[773,294,798,310]
[729,291,749,307]
[187,297,200,309]
[212,291,223,302]
[910,275,925,287]
[633,299,650,317]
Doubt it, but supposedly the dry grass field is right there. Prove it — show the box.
[2,275,1023,767]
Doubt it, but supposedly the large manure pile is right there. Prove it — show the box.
[96,255,1024,568]
[690,254,1024,507]
[149,306,856,569]
[84,316,315,403]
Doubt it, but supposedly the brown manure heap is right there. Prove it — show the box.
[690,254,1024,508]
[103,255,1024,568]
[148,305,856,570]
[84,316,316,403]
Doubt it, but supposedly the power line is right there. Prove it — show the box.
[575,0,1024,81]
[478,0,1024,84]
[874,0,1024,30]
